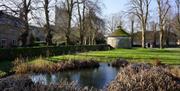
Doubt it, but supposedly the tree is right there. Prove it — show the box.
[156,0,170,48]
[130,17,135,47]
[172,0,180,37]
[175,0,180,30]
[149,21,158,47]
[1,0,32,46]
[128,0,151,48]
[82,0,105,45]
[44,0,53,45]
[19,0,32,46]
[77,0,86,45]
[65,0,76,45]
[106,13,124,34]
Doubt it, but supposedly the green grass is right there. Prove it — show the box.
[49,48,180,65]
[0,60,12,77]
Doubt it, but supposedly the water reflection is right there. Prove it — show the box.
[30,63,119,89]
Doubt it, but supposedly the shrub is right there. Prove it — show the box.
[0,75,100,91]
[151,58,163,66]
[169,66,180,78]
[0,71,6,78]
[111,58,129,67]
[0,45,111,61]
[107,64,180,91]
[12,58,30,74]
[12,57,100,74]
[30,57,56,73]
[12,57,56,74]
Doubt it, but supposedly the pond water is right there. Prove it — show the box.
[30,63,119,89]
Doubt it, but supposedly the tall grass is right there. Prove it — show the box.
[12,57,99,74]
[12,57,55,74]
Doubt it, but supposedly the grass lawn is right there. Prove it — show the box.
[49,48,180,65]
[0,60,12,77]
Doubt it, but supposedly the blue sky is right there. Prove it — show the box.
[102,0,128,15]
[102,0,175,16]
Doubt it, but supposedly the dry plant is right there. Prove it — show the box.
[0,75,100,91]
[169,66,180,78]
[12,57,30,74]
[107,63,180,91]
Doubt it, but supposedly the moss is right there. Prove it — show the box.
[109,26,129,37]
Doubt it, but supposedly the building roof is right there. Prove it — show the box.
[0,11,24,28]
[109,26,129,37]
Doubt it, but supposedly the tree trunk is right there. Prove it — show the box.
[131,20,134,47]
[165,28,170,47]
[160,26,164,49]
[153,24,157,47]
[66,0,73,45]
[142,26,146,48]
[84,37,87,45]
[77,0,84,45]
[21,0,31,47]
[44,0,52,46]
[66,34,71,45]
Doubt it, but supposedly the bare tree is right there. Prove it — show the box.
[156,0,170,48]
[18,0,32,46]
[54,0,76,45]
[106,13,124,34]
[65,0,76,44]
[173,0,180,37]
[77,0,86,45]
[82,0,104,45]
[130,16,135,47]
[149,21,158,47]
[44,0,53,45]
[1,0,33,46]
[128,0,151,48]
[175,0,180,28]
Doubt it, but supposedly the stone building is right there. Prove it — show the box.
[0,11,46,48]
[0,11,24,48]
[133,31,178,47]
[107,26,131,48]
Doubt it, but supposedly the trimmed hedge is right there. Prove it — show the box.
[0,45,111,61]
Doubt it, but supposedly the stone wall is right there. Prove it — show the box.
[0,24,22,48]
[107,37,131,48]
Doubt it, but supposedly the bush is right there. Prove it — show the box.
[12,57,100,74]
[0,71,6,78]
[107,64,180,91]
[0,75,100,91]
[12,58,30,74]
[0,45,111,61]
[12,57,55,74]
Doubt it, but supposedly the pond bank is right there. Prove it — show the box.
[13,58,100,74]
[1,63,180,91]
[13,57,129,74]
[0,75,99,91]
[30,63,119,89]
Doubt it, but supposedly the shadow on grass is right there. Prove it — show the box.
[0,60,12,72]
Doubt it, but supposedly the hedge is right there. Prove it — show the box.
[0,45,112,61]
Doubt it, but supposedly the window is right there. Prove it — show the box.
[0,39,6,48]
[12,40,16,46]
[1,39,5,44]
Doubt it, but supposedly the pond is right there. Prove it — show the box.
[30,63,119,89]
